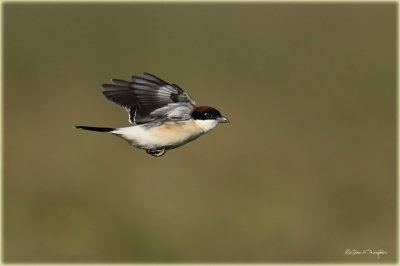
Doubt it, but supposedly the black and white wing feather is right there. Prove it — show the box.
[102,73,196,124]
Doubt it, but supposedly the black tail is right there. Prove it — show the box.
[75,126,115,132]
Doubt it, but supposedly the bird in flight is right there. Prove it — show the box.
[76,72,229,157]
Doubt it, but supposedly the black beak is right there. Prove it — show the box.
[217,116,230,123]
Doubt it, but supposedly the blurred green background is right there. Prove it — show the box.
[3,2,397,263]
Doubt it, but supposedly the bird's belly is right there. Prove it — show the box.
[116,121,203,149]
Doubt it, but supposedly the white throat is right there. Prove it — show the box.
[194,119,218,133]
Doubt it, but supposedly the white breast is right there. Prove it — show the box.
[114,119,218,150]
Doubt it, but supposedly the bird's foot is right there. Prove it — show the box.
[146,148,166,157]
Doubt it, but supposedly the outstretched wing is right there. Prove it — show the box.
[102,73,196,124]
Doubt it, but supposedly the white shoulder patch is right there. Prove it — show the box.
[150,103,194,121]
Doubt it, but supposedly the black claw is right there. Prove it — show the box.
[146,148,166,157]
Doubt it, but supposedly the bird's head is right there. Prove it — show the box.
[192,106,229,123]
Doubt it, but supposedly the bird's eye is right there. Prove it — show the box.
[204,112,212,119]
